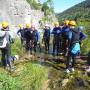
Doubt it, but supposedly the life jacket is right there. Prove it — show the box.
[52,27,62,39]
[24,28,31,40]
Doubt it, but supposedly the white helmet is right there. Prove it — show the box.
[45,24,49,27]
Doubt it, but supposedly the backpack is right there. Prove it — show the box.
[71,43,80,55]
[0,31,8,48]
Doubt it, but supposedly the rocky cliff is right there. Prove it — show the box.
[0,0,44,28]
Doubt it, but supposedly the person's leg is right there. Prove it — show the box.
[26,39,29,51]
[59,38,62,53]
[72,55,76,68]
[57,39,60,55]
[21,37,23,46]
[6,45,13,69]
[1,49,6,67]
[47,38,50,52]
[33,41,37,53]
[38,43,41,52]
[53,39,56,55]
[29,40,33,54]
[44,39,47,52]
[66,54,72,69]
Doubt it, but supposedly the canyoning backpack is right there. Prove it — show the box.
[0,31,8,48]
[71,43,80,55]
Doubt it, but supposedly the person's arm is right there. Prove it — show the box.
[9,31,15,43]
[80,32,86,41]
[57,27,62,34]
[17,29,21,35]
[52,28,55,34]
[68,31,72,45]
[37,31,40,43]
[72,28,78,33]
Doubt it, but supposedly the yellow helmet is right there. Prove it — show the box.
[19,24,23,28]
[54,22,59,26]
[69,20,76,26]
[64,20,69,25]
[26,23,30,28]
[2,21,8,28]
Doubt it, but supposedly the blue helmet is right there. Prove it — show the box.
[78,26,84,31]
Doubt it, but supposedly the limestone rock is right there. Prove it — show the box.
[0,0,44,28]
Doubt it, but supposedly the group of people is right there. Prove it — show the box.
[0,20,89,73]
[17,23,40,54]
[17,20,87,73]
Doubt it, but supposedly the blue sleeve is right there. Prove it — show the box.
[17,29,21,35]
[37,31,40,42]
[52,29,55,34]
[65,28,69,32]
[68,31,72,40]
[57,29,61,34]
[52,28,61,34]
[80,32,86,41]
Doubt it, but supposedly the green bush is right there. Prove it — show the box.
[0,72,20,90]
[11,38,22,55]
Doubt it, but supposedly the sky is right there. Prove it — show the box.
[54,0,85,13]
[40,0,85,13]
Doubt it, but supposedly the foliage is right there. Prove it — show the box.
[0,62,48,90]
[0,72,20,90]
[11,38,22,55]
[56,0,90,21]
[26,0,42,10]
[41,0,54,16]
[19,63,48,90]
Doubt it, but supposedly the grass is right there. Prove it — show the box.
[11,38,22,55]
[0,62,48,90]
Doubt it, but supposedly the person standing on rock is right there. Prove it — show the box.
[52,22,62,56]
[61,20,70,56]
[17,24,25,47]
[42,24,50,54]
[29,24,40,54]
[0,21,15,71]
[24,23,31,52]
[66,20,80,73]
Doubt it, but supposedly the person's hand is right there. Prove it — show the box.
[37,42,40,44]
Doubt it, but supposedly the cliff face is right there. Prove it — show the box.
[0,0,44,27]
